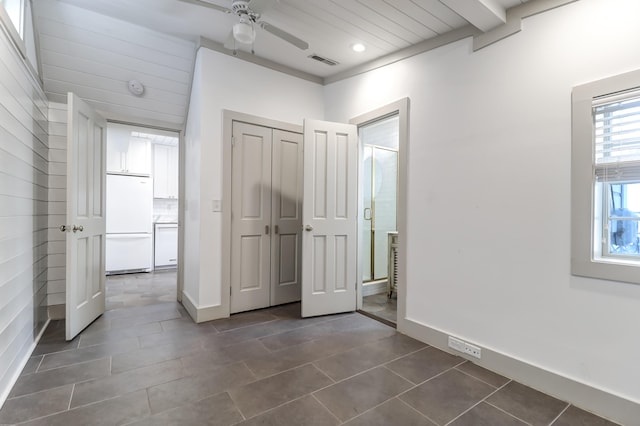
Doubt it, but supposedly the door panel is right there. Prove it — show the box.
[271,130,303,305]
[231,122,272,313]
[302,120,357,317]
[66,93,107,340]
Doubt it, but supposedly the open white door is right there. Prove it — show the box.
[65,93,107,340]
[302,119,358,317]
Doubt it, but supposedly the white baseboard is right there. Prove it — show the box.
[181,291,228,323]
[0,319,50,410]
[362,280,388,297]
[398,317,639,426]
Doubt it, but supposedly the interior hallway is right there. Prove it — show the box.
[0,273,618,425]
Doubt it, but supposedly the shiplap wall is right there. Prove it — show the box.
[0,22,49,405]
[33,0,195,129]
[47,102,67,315]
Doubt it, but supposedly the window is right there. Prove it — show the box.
[1,0,23,38]
[572,70,640,284]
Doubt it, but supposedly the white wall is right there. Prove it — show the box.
[0,13,49,406]
[183,47,324,313]
[46,102,67,314]
[325,0,640,408]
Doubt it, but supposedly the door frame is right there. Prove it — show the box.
[222,110,303,315]
[350,98,409,325]
[105,120,184,302]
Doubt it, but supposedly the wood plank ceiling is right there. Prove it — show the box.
[31,0,532,126]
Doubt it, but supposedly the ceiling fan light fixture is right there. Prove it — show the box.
[233,16,256,44]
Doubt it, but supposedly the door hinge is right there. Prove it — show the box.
[231,136,236,147]
[230,287,232,296]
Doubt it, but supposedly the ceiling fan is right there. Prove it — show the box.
[181,0,309,51]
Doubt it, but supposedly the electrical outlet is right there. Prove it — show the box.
[448,336,482,359]
[464,342,481,359]
[448,336,465,353]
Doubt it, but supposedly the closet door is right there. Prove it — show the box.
[230,122,273,313]
[271,130,303,305]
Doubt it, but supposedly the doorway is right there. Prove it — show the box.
[352,99,409,326]
[104,123,181,309]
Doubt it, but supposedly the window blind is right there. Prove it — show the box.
[594,94,640,182]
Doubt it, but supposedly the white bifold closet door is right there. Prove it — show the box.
[230,121,303,314]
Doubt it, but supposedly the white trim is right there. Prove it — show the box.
[571,68,640,285]
[0,319,50,410]
[221,110,303,319]
[350,98,410,328]
[181,290,226,323]
[401,317,639,425]
[362,281,388,297]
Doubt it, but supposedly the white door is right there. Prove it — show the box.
[271,130,303,305]
[65,93,107,340]
[302,120,358,317]
[230,122,273,313]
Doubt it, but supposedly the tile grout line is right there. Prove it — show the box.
[547,402,571,425]
[443,380,520,426]
[310,393,343,424]
[483,396,536,426]
[453,364,508,389]
[396,396,441,425]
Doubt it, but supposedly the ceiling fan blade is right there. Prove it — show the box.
[177,0,231,14]
[259,21,309,50]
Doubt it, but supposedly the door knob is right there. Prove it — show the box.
[72,225,84,233]
[304,225,313,231]
[59,225,69,232]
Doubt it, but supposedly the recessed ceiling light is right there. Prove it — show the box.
[351,43,366,52]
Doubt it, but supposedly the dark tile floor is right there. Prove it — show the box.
[0,272,620,425]
[362,292,397,324]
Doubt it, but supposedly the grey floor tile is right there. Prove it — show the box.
[38,338,139,371]
[20,355,43,375]
[246,341,333,378]
[239,395,339,426]
[70,359,185,408]
[109,307,182,330]
[128,392,243,426]
[551,405,620,426]
[180,340,269,377]
[147,362,256,414]
[78,321,162,348]
[138,324,216,348]
[362,293,397,324]
[9,358,110,398]
[486,381,569,426]
[314,333,426,381]
[230,364,334,419]
[386,346,463,384]
[400,369,495,425]
[111,340,202,374]
[449,402,528,426]
[314,366,413,422]
[31,338,80,357]
[343,398,436,426]
[212,311,279,332]
[0,385,72,424]
[455,362,510,388]
[20,389,150,426]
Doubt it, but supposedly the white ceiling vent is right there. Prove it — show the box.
[308,54,339,66]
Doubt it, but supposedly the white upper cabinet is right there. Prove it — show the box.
[153,143,178,199]
[106,131,152,175]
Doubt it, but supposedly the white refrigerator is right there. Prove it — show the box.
[106,174,153,273]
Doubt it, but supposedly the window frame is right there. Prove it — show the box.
[0,0,27,59]
[572,69,640,285]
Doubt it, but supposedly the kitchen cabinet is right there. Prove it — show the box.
[154,223,178,268]
[106,137,152,175]
[153,143,178,199]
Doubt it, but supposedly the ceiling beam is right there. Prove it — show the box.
[440,0,506,32]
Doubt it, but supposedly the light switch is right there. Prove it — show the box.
[212,199,222,212]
